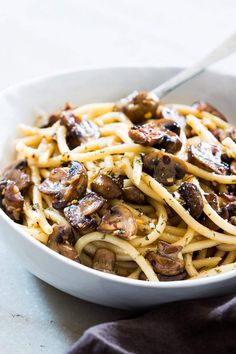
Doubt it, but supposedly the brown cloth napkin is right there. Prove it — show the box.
[66,295,236,354]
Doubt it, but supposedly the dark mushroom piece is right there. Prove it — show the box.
[79,192,106,215]
[143,152,187,186]
[48,225,77,260]
[146,241,184,276]
[219,193,236,203]
[128,121,182,154]
[64,193,105,234]
[178,182,203,219]
[205,193,219,211]
[60,110,100,149]
[64,204,97,235]
[92,248,116,274]
[38,161,88,209]
[114,91,160,124]
[139,270,187,281]
[220,202,236,225]
[202,193,229,231]
[91,174,122,199]
[97,204,137,240]
[0,160,32,192]
[154,118,181,136]
[230,161,236,175]
[1,181,24,222]
[158,271,187,281]
[188,142,228,175]
[211,126,236,144]
[158,106,186,126]
[122,186,146,205]
[192,101,227,122]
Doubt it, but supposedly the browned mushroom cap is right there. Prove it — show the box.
[48,225,77,260]
[92,248,116,274]
[91,174,122,199]
[211,126,236,144]
[143,152,187,186]
[1,181,24,221]
[154,118,181,136]
[0,160,32,192]
[64,204,97,234]
[39,161,88,209]
[60,110,100,149]
[158,107,186,128]
[192,101,227,122]
[78,192,106,215]
[219,193,236,203]
[188,143,228,175]
[122,186,146,205]
[97,204,137,239]
[63,192,105,234]
[114,91,160,124]
[178,182,203,219]
[129,123,165,146]
[230,161,236,175]
[139,270,187,281]
[205,193,219,210]
[220,202,236,224]
[146,241,184,276]
[158,271,187,281]
[128,122,182,153]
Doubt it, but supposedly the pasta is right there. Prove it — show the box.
[1,90,236,282]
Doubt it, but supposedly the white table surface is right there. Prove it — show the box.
[1,1,236,353]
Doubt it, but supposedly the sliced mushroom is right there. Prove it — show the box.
[219,193,236,203]
[221,202,236,224]
[41,114,60,128]
[78,192,106,215]
[97,204,137,239]
[188,142,228,175]
[114,91,159,124]
[63,192,105,234]
[91,174,122,199]
[122,186,146,205]
[60,110,100,148]
[205,193,219,211]
[139,270,187,281]
[158,271,187,281]
[128,123,165,146]
[0,160,32,192]
[128,121,182,153]
[158,107,186,129]
[1,181,24,221]
[48,225,77,260]
[230,161,236,175]
[192,101,227,122]
[39,161,88,209]
[178,182,203,219]
[143,152,187,186]
[92,248,116,274]
[146,241,184,276]
[64,204,97,235]
[154,118,181,136]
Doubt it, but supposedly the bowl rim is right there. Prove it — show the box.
[1,65,236,289]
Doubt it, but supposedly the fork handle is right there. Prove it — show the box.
[151,32,236,99]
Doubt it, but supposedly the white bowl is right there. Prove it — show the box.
[1,67,236,310]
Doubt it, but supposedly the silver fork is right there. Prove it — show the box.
[151,32,236,99]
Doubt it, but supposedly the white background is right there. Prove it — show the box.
[0,1,236,353]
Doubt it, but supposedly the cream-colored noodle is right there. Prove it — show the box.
[5,98,236,282]
[75,232,158,281]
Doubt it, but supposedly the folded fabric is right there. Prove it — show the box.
[66,295,236,354]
